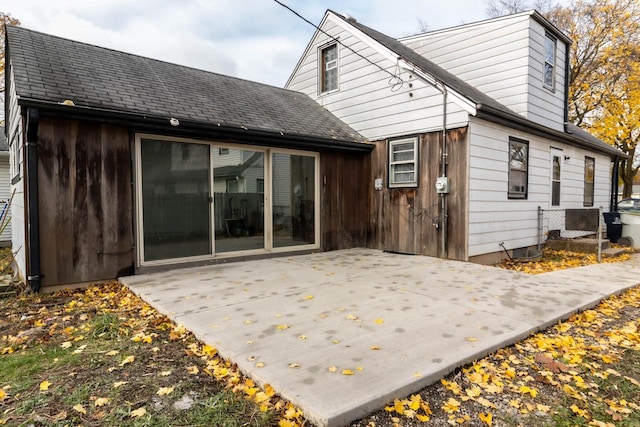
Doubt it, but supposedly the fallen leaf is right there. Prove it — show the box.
[442,397,461,413]
[277,324,290,330]
[72,404,87,415]
[298,335,307,340]
[113,381,128,388]
[256,362,265,368]
[328,366,338,373]
[72,344,88,354]
[0,390,7,401]
[479,412,493,426]
[370,345,381,350]
[94,397,109,407]
[466,336,478,342]
[534,354,570,373]
[159,370,172,377]
[345,314,358,320]
[61,341,72,349]
[374,318,385,324]
[120,355,135,366]
[157,386,174,396]
[39,381,52,391]
[289,363,301,369]
[202,345,216,356]
[130,407,147,418]
[105,350,119,356]
[341,369,355,375]
[303,295,314,300]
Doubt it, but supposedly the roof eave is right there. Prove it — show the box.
[476,104,626,159]
[18,98,373,153]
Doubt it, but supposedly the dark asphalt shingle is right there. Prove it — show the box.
[6,26,365,144]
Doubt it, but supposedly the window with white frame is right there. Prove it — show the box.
[508,137,528,199]
[389,137,418,187]
[320,43,338,93]
[9,129,21,183]
[543,33,556,90]
[584,156,595,207]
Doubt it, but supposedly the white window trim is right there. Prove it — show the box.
[133,134,320,267]
[318,42,339,95]
[508,137,529,199]
[543,33,556,91]
[550,147,563,207]
[388,137,418,188]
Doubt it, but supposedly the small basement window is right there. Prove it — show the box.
[508,137,528,199]
[389,137,418,187]
[320,43,338,93]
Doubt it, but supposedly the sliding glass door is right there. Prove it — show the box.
[136,136,318,265]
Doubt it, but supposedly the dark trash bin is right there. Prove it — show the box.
[603,212,622,243]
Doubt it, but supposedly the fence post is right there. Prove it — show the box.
[598,206,603,263]
[537,206,543,252]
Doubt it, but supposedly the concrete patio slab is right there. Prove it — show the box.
[121,249,640,427]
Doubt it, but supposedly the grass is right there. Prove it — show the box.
[0,282,280,427]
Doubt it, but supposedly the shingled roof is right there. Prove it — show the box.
[332,12,622,158]
[5,26,367,146]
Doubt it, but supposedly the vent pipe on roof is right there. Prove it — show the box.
[25,107,42,292]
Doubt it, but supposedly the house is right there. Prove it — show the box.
[0,125,10,246]
[286,10,623,263]
[4,26,372,292]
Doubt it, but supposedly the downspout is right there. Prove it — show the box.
[563,43,570,125]
[610,157,620,211]
[440,85,448,259]
[25,108,41,292]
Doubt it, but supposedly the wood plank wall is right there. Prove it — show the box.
[37,117,134,287]
[370,127,468,260]
[320,151,371,250]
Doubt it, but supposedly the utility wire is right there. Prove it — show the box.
[273,0,403,87]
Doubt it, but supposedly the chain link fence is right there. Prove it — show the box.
[538,206,603,261]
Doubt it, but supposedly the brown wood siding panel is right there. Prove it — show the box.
[445,127,469,260]
[320,151,370,250]
[37,117,133,287]
[369,127,468,260]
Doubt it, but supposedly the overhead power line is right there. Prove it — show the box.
[272,0,403,86]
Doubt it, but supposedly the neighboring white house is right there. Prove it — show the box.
[286,10,624,263]
[0,126,11,246]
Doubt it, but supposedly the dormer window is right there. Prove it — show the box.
[320,43,338,93]
[543,33,556,90]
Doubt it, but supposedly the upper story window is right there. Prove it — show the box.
[389,137,418,188]
[584,156,595,207]
[508,137,528,199]
[543,33,556,90]
[320,43,338,93]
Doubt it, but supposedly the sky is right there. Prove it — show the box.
[2,0,493,88]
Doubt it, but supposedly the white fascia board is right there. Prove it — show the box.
[398,59,477,115]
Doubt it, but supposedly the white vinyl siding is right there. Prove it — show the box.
[401,12,566,132]
[0,156,11,243]
[467,117,611,257]
[7,64,25,277]
[286,15,468,141]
